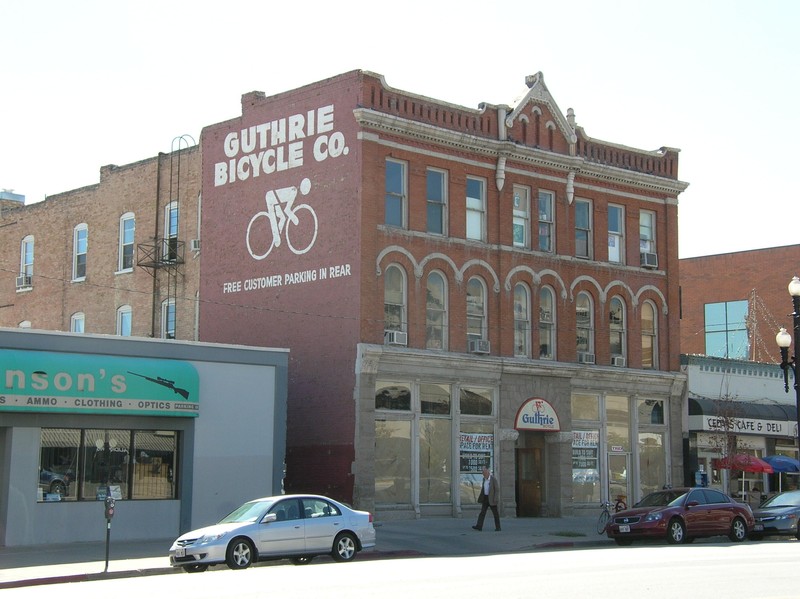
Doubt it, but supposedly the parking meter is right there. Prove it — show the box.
[104,496,116,520]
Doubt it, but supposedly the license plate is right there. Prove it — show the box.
[175,547,186,558]
[754,524,763,531]
[619,525,630,533]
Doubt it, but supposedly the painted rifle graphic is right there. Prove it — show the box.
[127,371,190,399]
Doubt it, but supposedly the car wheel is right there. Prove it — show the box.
[290,556,314,565]
[226,537,255,569]
[50,481,66,496]
[614,538,633,546]
[729,517,747,542]
[331,532,357,562]
[666,518,685,544]
[182,564,208,573]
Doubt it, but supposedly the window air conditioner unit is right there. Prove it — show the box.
[578,352,596,365]
[469,339,491,354]
[190,239,201,252]
[15,274,31,289]
[640,252,658,269]
[612,356,626,367]
[384,330,407,346]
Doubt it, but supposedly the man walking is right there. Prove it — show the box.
[473,466,501,531]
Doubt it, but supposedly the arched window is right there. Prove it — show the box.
[117,305,132,336]
[466,277,487,344]
[384,264,406,335]
[513,283,530,357]
[609,296,626,365]
[642,301,658,369]
[70,312,85,333]
[539,286,555,360]
[426,271,447,350]
[19,320,31,329]
[118,212,135,271]
[576,292,594,361]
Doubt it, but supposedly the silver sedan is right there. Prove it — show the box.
[169,494,376,572]
[751,490,800,540]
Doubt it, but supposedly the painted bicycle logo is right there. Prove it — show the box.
[246,178,318,260]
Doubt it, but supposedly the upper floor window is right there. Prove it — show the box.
[384,264,406,334]
[704,299,748,359]
[513,283,530,357]
[73,224,88,281]
[642,301,658,369]
[608,204,624,264]
[512,185,530,248]
[609,296,626,364]
[161,299,175,339]
[466,177,486,242]
[640,210,656,266]
[426,271,447,350]
[426,168,447,235]
[164,203,179,262]
[575,200,592,259]
[466,277,487,342]
[70,312,85,333]
[19,234,34,287]
[539,286,555,360]
[538,190,554,253]
[119,213,135,271]
[576,292,594,358]
[385,159,406,228]
[117,305,132,336]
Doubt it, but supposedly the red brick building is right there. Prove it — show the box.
[0,144,201,340]
[199,70,689,518]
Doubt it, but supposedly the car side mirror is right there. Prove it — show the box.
[685,500,700,508]
[262,513,277,524]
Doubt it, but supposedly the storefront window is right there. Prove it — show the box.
[459,423,494,505]
[638,432,666,496]
[572,394,599,420]
[460,387,493,416]
[375,420,412,504]
[638,399,664,424]
[605,395,630,452]
[419,419,451,503]
[375,381,411,411]
[38,428,178,502]
[572,430,600,503]
[421,383,450,415]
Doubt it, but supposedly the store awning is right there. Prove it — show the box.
[688,397,797,436]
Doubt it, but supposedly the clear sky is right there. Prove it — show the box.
[2,0,797,258]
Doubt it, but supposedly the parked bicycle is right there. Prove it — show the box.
[596,495,628,534]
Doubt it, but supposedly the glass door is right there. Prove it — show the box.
[608,453,630,510]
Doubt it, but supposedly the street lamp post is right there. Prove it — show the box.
[776,276,800,462]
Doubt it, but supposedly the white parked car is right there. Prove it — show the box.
[169,494,376,572]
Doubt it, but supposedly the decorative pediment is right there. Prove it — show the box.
[505,72,577,145]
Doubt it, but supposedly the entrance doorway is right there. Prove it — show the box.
[607,453,630,509]
[515,432,545,516]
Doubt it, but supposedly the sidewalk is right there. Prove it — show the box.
[0,515,609,589]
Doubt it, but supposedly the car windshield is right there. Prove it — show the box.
[218,499,274,523]
[760,491,800,508]
[634,490,683,507]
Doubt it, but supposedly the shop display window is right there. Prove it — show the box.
[38,428,178,502]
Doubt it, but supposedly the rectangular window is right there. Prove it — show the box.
[459,423,494,506]
[512,185,530,248]
[572,430,600,504]
[426,168,446,235]
[21,236,34,281]
[385,159,406,228]
[575,199,592,259]
[70,313,85,333]
[119,215,135,271]
[162,300,176,339]
[38,428,177,502]
[419,419,451,503]
[164,204,179,262]
[375,420,411,504]
[117,307,132,336]
[73,226,88,280]
[466,177,485,241]
[608,204,624,263]
[459,387,493,416]
[704,300,749,359]
[640,210,656,259]
[538,191,554,252]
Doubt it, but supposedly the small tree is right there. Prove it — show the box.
[704,394,742,496]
